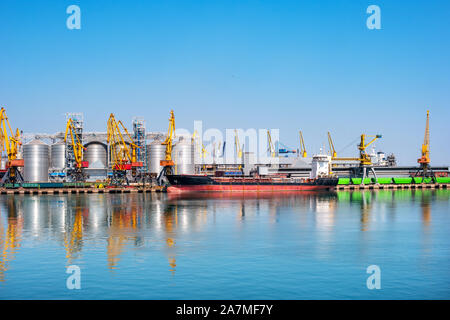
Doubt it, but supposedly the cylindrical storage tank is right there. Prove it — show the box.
[23,139,50,182]
[173,140,195,175]
[146,141,166,175]
[50,142,66,170]
[84,142,107,168]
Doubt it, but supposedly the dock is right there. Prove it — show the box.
[0,186,166,195]
[335,183,449,191]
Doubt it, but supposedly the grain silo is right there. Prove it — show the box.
[50,142,66,170]
[173,139,195,175]
[23,139,50,182]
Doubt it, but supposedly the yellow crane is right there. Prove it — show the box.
[299,131,307,158]
[234,129,243,170]
[267,130,276,158]
[327,132,381,165]
[0,107,24,183]
[358,134,382,166]
[416,110,434,180]
[160,110,175,175]
[417,110,430,168]
[327,132,381,183]
[64,118,86,169]
[327,132,337,159]
[107,114,142,183]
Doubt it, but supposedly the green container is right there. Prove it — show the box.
[363,178,372,184]
[351,178,362,185]
[413,177,423,184]
[393,177,413,184]
[377,177,393,184]
[338,178,350,185]
[424,177,434,184]
[436,177,450,184]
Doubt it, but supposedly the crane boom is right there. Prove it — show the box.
[359,134,382,166]
[267,130,275,158]
[327,132,381,165]
[418,110,430,165]
[299,131,307,158]
[160,110,175,171]
[327,132,337,159]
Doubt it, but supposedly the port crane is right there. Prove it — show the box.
[159,110,175,181]
[327,132,382,183]
[267,130,276,158]
[64,118,88,182]
[107,113,142,184]
[234,129,243,171]
[299,131,307,158]
[415,110,435,181]
[0,107,24,184]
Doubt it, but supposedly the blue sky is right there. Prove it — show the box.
[0,0,449,165]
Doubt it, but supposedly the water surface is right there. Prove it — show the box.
[0,190,449,299]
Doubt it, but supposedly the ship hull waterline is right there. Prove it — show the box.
[166,174,337,194]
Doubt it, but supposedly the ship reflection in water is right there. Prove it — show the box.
[0,189,449,299]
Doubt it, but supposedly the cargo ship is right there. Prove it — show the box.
[166,174,338,193]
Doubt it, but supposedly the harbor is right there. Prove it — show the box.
[1,0,450,304]
[1,189,449,299]
[1,108,448,193]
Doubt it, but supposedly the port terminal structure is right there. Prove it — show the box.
[1,108,448,190]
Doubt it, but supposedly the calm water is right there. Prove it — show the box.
[0,190,449,300]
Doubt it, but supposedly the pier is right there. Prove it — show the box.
[335,183,449,191]
[0,186,166,195]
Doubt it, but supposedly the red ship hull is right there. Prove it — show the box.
[166,174,337,194]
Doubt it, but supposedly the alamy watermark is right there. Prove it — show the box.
[66,265,81,289]
[366,5,381,30]
[66,5,81,30]
[366,265,381,290]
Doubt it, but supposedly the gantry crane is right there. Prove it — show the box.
[0,107,24,184]
[327,132,382,183]
[416,110,435,181]
[159,110,175,177]
[267,130,276,158]
[299,131,307,158]
[107,114,142,184]
[64,118,88,181]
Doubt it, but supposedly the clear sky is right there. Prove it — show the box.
[1,0,449,165]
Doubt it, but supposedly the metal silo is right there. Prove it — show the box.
[146,141,166,175]
[50,142,66,170]
[173,140,195,175]
[84,142,107,168]
[23,139,50,182]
